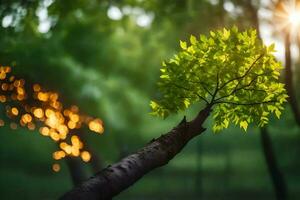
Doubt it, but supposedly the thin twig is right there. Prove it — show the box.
[218,54,264,91]
[214,100,276,106]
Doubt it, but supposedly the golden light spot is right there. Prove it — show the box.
[46,114,59,128]
[70,114,79,123]
[57,124,68,134]
[59,132,67,140]
[13,80,20,87]
[71,135,80,146]
[1,83,8,91]
[81,151,91,162]
[71,147,80,157]
[33,84,41,92]
[10,122,17,130]
[63,109,70,116]
[0,72,6,80]
[39,127,50,136]
[4,66,11,73]
[71,105,79,113]
[27,122,35,130]
[53,150,66,160]
[33,108,44,118]
[0,95,6,103]
[52,163,60,172]
[49,93,58,101]
[79,141,83,149]
[59,142,68,150]
[22,114,32,123]
[17,87,25,95]
[50,130,60,141]
[17,94,25,101]
[58,151,66,158]
[88,119,104,134]
[45,109,55,118]
[64,145,72,154]
[19,79,25,86]
[67,121,76,129]
[0,119,4,126]
[11,107,19,116]
[37,92,49,101]
[20,119,26,127]
[9,76,15,82]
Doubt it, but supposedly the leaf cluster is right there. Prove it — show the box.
[151,27,288,132]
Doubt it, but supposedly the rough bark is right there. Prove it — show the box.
[260,127,287,200]
[61,105,212,200]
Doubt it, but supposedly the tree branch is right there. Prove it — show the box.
[210,72,219,103]
[218,54,264,91]
[188,80,213,97]
[214,100,276,106]
[215,72,267,102]
[61,105,212,200]
[172,83,209,104]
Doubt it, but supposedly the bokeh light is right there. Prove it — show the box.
[0,65,105,171]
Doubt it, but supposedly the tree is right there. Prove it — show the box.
[61,27,287,199]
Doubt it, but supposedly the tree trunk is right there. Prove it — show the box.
[195,139,203,198]
[260,127,287,200]
[284,32,300,125]
[79,130,104,172]
[65,157,88,186]
[60,105,212,200]
[244,2,288,199]
[63,131,104,186]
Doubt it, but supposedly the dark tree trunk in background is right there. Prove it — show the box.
[64,131,104,186]
[195,139,203,198]
[243,1,287,199]
[65,157,88,186]
[260,127,287,200]
[61,105,212,200]
[285,32,300,125]
[89,148,104,172]
[79,130,104,172]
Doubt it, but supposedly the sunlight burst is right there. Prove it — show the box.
[288,11,300,27]
[274,0,300,33]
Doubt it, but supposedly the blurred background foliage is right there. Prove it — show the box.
[0,0,300,199]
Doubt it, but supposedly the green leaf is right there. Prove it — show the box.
[275,110,281,119]
[240,121,248,131]
[223,119,229,128]
[223,28,230,40]
[180,40,187,49]
[190,35,197,45]
[268,43,276,53]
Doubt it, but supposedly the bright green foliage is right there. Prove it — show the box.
[150,27,288,132]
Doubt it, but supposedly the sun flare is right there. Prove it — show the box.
[274,0,300,32]
[288,11,300,27]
